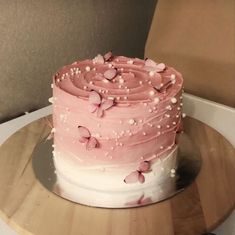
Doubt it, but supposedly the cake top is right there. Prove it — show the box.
[53,52,183,110]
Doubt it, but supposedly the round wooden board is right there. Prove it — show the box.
[0,117,234,235]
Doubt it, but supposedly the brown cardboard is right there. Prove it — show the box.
[145,0,235,107]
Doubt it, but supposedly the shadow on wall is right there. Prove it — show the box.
[0,0,158,123]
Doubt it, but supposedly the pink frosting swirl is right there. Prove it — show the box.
[52,53,183,166]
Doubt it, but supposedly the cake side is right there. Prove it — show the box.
[50,53,184,207]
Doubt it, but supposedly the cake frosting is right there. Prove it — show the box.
[50,52,184,208]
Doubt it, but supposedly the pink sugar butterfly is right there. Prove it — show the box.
[104,51,113,61]
[104,68,117,81]
[124,161,151,184]
[144,58,166,73]
[125,194,152,206]
[93,54,105,64]
[77,126,99,150]
[89,90,114,117]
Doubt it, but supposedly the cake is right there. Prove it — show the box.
[50,52,184,208]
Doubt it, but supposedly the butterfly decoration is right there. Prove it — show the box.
[89,90,114,117]
[77,126,99,150]
[103,68,118,81]
[93,51,113,64]
[144,58,166,73]
[125,194,152,206]
[124,161,151,184]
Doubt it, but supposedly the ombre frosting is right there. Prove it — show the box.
[51,53,184,208]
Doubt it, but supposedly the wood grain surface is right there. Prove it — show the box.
[0,117,234,235]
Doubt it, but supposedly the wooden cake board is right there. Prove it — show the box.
[0,117,234,235]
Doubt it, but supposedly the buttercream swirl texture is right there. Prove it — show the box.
[51,53,184,207]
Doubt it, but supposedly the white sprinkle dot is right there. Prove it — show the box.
[89,81,93,85]
[154,97,160,104]
[166,105,172,110]
[171,97,177,104]
[139,81,143,85]
[157,125,161,129]
[127,60,134,64]
[144,103,148,106]
[48,97,53,103]
[124,96,128,100]
[171,169,176,174]
[165,114,170,118]
[119,78,124,84]
[149,71,155,77]
[180,103,183,107]
[149,90,155,96]
[176,114,179,118]
[143,132,146,136]
[177,107,181,110]
[83,86,87,90]
[108,63,112,68]
[182,113,186,118]
[180,96,183,100]
[173,121,176,125]
[51,84,54,88]
[170,173,176,178]
[85,66,91,71]
[149,109,153,113]
[128,119,135,125]
[160,146,164,150]
[166,125,170,128]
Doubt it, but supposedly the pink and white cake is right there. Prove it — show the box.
[50,52,184,208]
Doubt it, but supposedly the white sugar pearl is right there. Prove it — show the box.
[89,81,93,84]
[108,63,112,68]
[160,146,164,149]
[149,71,155,77]
[149,109,153,113]
[171,97,177,104]
[127,60,133,64]
[182,113,186,118]
[124,96,128,100]
[177,107,181,110]
[48,97,53,103]
[143,132,146,136]
[85,66,91,71]
[166,125,170,128]
[157,125,161,129]
[139,81,143,85]
[166,105,172,110]
[119,78,124,84]
[171,169,176,174]
[180,103,183,106]
[180,96,183,100]
[173,121,176,125]
[51,84,54,88]
[83,86,87,90]
[116,97,120,100]
[128,119,135,125]
[171,74,176,79]
[170,173,175,178]
[149,90,155,96]
[154,97,160,104]
[165,114,170,118]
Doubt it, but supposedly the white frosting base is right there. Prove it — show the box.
[53,146,178,208]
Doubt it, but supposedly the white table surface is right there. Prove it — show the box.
[0,93,234,235]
